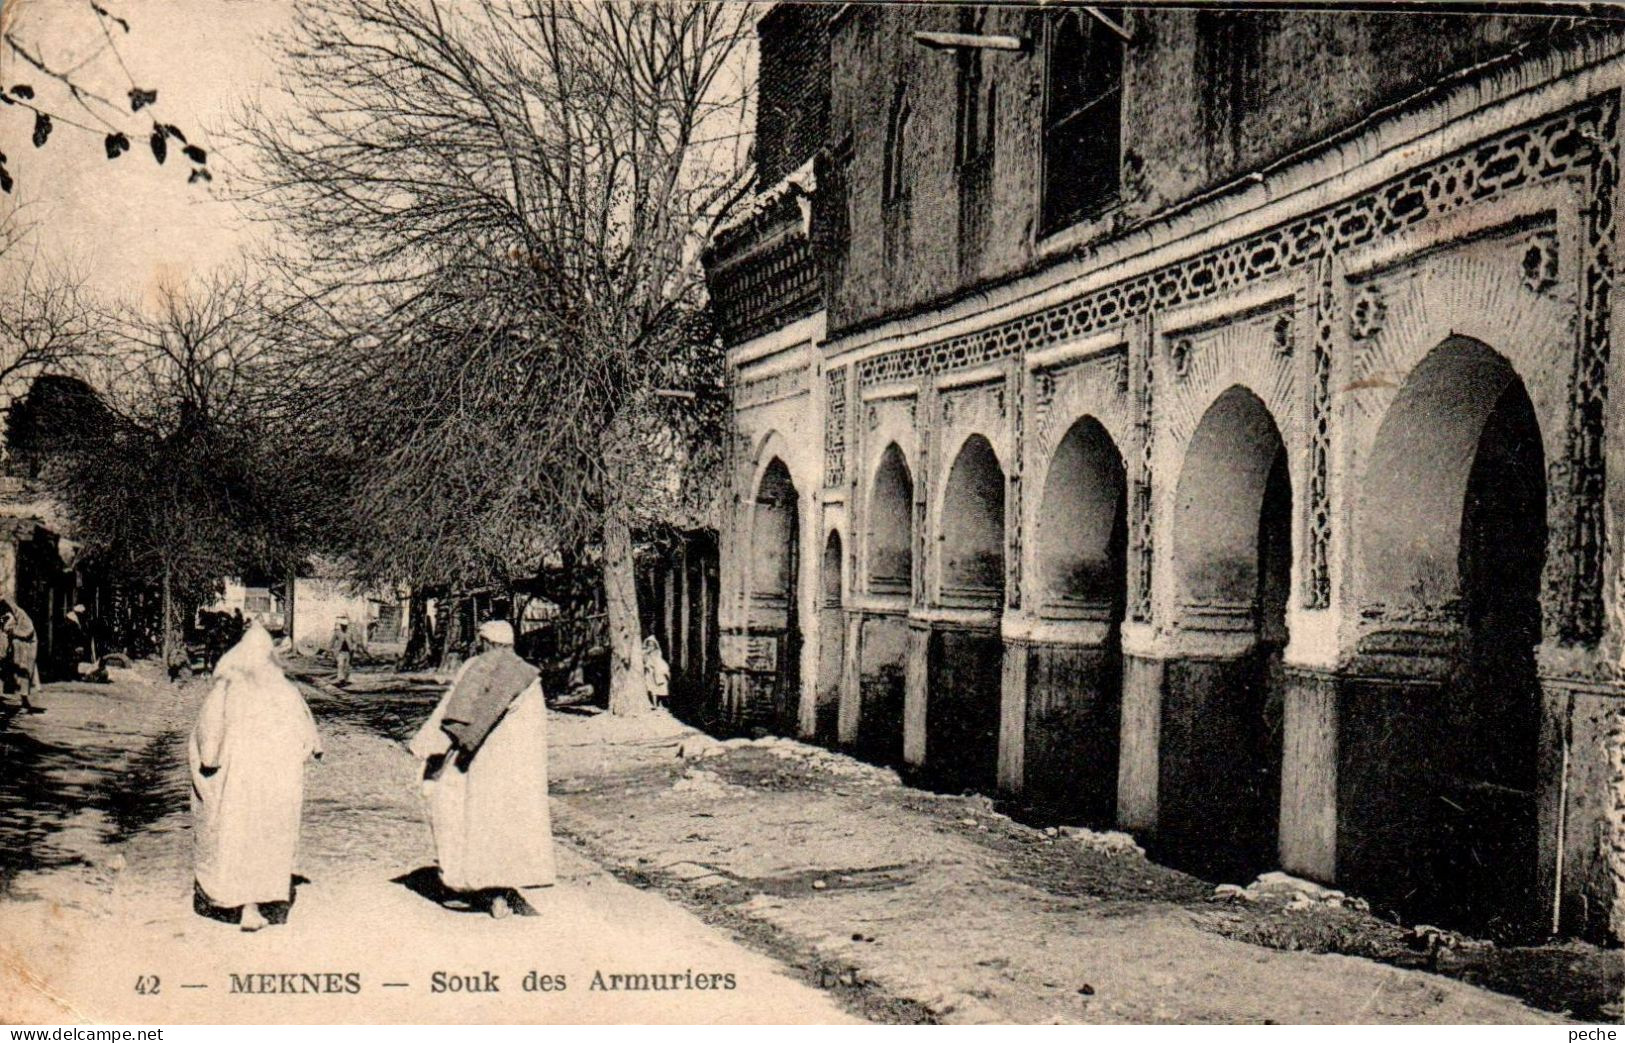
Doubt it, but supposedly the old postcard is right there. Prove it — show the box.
[0,0,1620,1027]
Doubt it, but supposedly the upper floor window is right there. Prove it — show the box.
[1041,9,1123,235]
[884,87,911,206]
[955,8,996,169]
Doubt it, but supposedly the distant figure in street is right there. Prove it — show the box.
[642,635,670,710]
[408,620,554,917]
[0,599,41,713]
[188,622,322,932]
[330,617,357,686]
[56,603,90,682]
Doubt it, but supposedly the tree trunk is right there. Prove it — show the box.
[161,560,174,677]
[438,594,468,675]
[604,510,648,716]
[285,568,297,647]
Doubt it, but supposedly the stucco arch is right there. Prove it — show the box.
[1160,310,1301,460]
[1035,415,1127,617]
[748,457,800,609]
[937,433,1006,606]
[1346,335,1548,935]
[867,442,914,595]
[1170,385,1292,621]
[1356,338,1545,617]
[748,429,804,500]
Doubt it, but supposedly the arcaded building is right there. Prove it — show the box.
[703,3,1625,942]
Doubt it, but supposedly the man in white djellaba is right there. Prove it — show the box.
[409,619,555,917]
[188,622,323,931]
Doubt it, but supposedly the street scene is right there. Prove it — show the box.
[0,656,1618,1024]
[2,0,1625,1028]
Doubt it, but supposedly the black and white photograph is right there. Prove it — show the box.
[0,0,1621,1027]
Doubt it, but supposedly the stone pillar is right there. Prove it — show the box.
[838,610,864,745]
[677,541,691,674]
[1117,648,1163,834]
[697,554,713,684]
[1538,669,1625,941]
[1024,628,1121,821]
[663,560,677,666]
[997,637,1028,794]
[903,618,931,766]
[1279,666,1338,882]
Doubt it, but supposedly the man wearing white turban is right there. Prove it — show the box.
[408,619,555,916]
[188,622,322,931]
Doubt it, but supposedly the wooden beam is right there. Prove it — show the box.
[1083,7,1133,42]
[911,30,1026,52]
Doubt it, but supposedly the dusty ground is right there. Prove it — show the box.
[0,662,1616,1024]
[0,665,850,1024]
[535,703,1618,1025]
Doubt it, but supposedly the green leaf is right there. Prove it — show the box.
[182,144,207,164]
[105,132,131,160]
[10,85,34,100]
[151,129,167,164]
[128,87,158,112]
[31,112,51,148]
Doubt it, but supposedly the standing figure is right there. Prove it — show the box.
[188,623,322,931]
[408,620,554,917]
[1,599,41,713]
[642,635,671,710]
[57,603,90,682]
[330,617,356,686]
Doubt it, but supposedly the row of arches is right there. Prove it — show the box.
[745,340,1549,936]
[862,423,1129,612]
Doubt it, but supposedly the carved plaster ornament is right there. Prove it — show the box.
[1034,370,1055,410]
[1169,337,1193,379]
[1273,313,1294,356]
[1349,285,1386,340]
[1522,230,1559,293]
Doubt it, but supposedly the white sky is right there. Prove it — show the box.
[0,0,759,308]
[0,0,292,302]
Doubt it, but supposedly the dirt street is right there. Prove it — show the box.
[0,664,1615,1024]
[0,665,850,1024]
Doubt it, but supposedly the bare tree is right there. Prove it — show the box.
[0,253,104,403]
[245,0,752,712]
[40,270,333,670]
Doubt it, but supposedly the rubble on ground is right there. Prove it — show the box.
[1055,826,1145,858]
[1408,923,1493,954]
[685,733,901,786]
[668,767,746,798]
[1211,871,1371,912]
[553,705,693,746]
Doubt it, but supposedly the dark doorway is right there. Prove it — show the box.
[1249,446,1292,874]
[749,458,801,735]
[1164,386,1291,882]
[1030,416,1128,821]
[816,530,844,743]
[1444,381,1545,937]
[928,434,1006,794]
[1354,340,1548,937]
